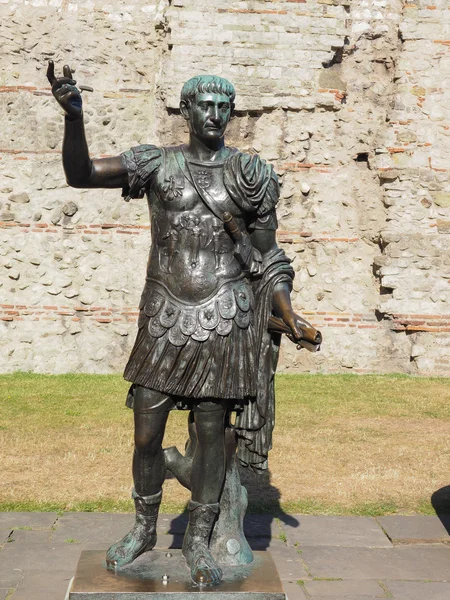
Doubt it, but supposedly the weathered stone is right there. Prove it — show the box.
[0,529,81,574]
[301,546,450,580]
[282,516,391,548]
[301,183,311,195]
[304,579,385,597]
[8,192,30,204]
[0,204,15,221]
[319,65,346,92]
[376,516,450,544]
[7,570,73,600]
[437,220,450,234]
[384,581,450,600]
[78,288,97,305]
[51,513,135,549]
[62,202,78,217]
[0,512,58,530]
[264,539,309,581]
[433,193,450,208]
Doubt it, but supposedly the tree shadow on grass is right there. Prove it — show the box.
[431,486,450,534]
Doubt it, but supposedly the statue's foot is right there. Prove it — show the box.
[106,524,157,570]
[182,501,222,586]
[185,544,223,586]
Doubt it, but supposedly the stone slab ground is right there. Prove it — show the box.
[0,513,449,600]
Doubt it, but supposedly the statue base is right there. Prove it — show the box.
[67,549,285,600]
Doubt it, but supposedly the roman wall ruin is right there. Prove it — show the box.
[1,0,449,376]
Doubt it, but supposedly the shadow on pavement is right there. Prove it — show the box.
[431,485,450,533]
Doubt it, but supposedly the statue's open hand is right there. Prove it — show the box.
[47,61,82,119]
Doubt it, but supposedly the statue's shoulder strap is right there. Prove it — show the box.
[171,146,225,221]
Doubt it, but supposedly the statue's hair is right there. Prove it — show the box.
[180,75,236,104]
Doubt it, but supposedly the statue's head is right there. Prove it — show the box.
[180,75,235,142]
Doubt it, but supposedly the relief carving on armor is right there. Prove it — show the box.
[158,215,233,274]
[162,175,184,201]
[195,169,213,190]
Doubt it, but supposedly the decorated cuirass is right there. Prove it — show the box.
[143,146,254,339]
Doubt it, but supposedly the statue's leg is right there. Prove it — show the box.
[182,403,226,586]
[106,405,169,570]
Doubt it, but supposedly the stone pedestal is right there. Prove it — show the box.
[68,549,285,600]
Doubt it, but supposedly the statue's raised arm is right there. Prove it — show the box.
[47,60,127,189]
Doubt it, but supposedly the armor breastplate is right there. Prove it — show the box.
[146,147,247,304]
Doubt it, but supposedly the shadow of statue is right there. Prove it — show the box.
[166,462,299,552]
[239,466,299,550]
[431,486,450,534]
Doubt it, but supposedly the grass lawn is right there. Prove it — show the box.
[1,372,449,516]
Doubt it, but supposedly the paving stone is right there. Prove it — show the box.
[377,516,450,544]
[51,512,134,548]
[282,580,308,600]
[0,559,24,588]
[0,530,81,574]
[385,581,450,600]
[301,545,450,581]
[283,517,391,548]
[265,538,309,581]
[304,580,386,597]
[0,512,58,530]
[9,570,73,600]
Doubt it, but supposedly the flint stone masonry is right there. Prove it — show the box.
[0,0,449,375]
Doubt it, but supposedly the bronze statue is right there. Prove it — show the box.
[47,61,321,587]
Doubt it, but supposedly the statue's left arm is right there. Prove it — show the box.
[250,227,303,341]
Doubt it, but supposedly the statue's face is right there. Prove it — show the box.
[185,92,232,141]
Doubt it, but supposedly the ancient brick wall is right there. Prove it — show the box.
[0,0,449,375]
